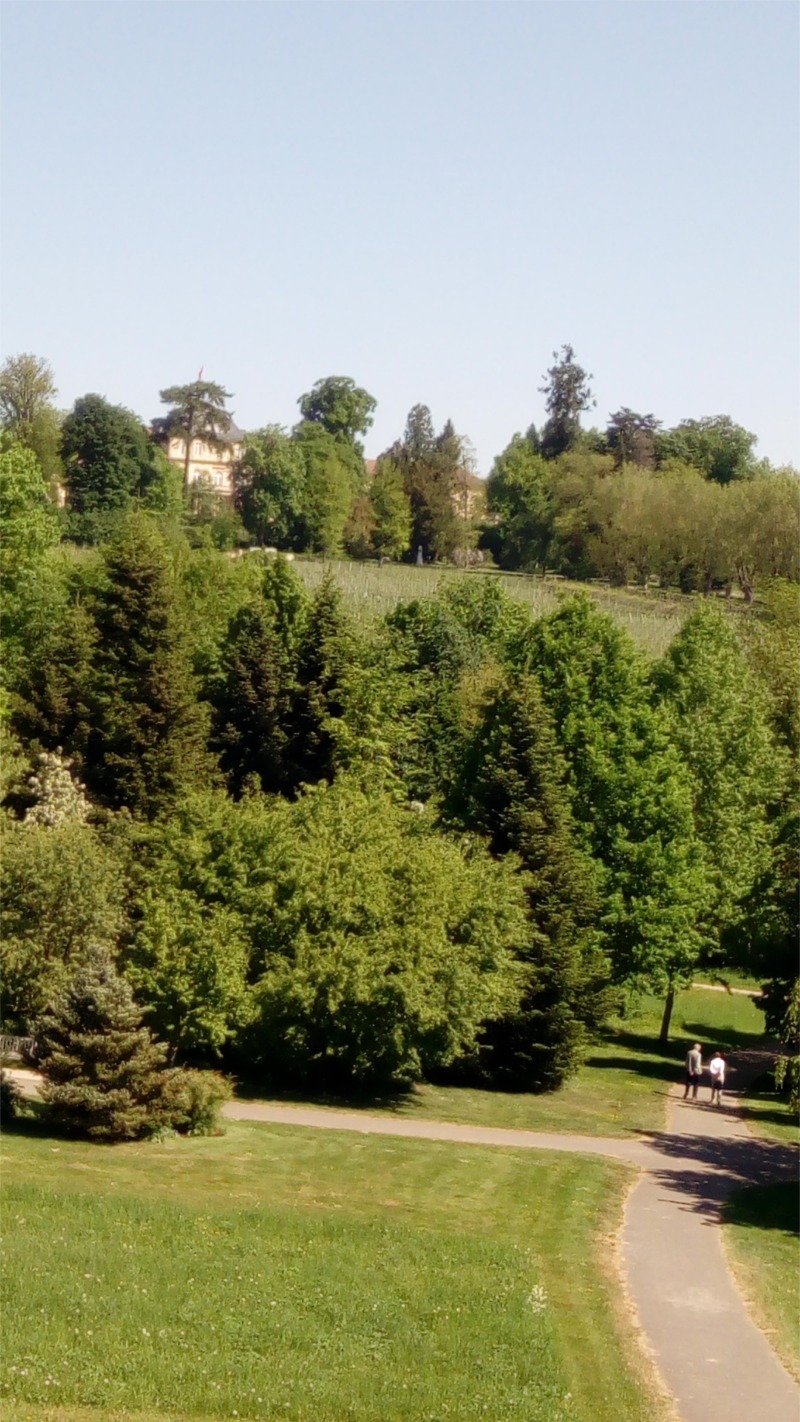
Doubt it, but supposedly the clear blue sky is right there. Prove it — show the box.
[2,0,798,473]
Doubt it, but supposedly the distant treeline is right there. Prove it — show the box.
[2,350,798,605]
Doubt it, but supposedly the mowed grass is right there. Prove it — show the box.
[0,1124,667,1422]
[242,984,772,1140]
[290,557,690,657]
[722,1182,800,1381]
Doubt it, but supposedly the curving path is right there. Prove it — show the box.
[8,1063,797,1420]
[223,1071,799,1422]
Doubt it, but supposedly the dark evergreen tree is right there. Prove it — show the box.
[402,403,436,459]
[450,674,607,1088]
[605,408,660,469]
[290,578,354,786]
[11,602,98,774]
[154,379,233,494]
[37,951,174,1141]
[87,516,210,818]
[538,345,595,459]
[208,601,294,796]
[385,405,466,562]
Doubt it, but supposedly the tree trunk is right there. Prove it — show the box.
[659,983,675,1047]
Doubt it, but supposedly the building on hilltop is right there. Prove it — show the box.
[158,421,245,499]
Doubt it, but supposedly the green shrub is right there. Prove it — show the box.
[0,1070,21,1127]
[164,1068,231,1135]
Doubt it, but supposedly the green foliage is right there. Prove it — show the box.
[140,445,184,519]
[122,793,252,1057]
[0,815,127,1031]
[207,600,294,796]
[87,515,211,816]
[0,442,60,685]
[605,408,659,469]
[450,673,607,1088]
[737,807,799,1037]
[293,420,359,554]
[655,415,757,484]
[538,345,595,459]
[0,1070,21,1125]
[245,777,528,1089]
[368,457,412,559]
[161,1066,231,1134]
[234,424,306,547]
[389,405,469,562]
[0,352,57,429]
[773,980,800,1112]
[37,950,175,1141]
[298,375,377,450]
[652,602,784,951]
[61,394,159,536]
[10,599,98,774]
[384,579,532,800]
[486,432,551,569]
[289,576,358,786]
[127,871,250,1058]
[522,595,705,994]
[738,580,800,756]
[0,354,63,492]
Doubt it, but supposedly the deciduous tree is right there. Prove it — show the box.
[298,376,376,451]
[234,425,306,547]
[521,595,705,1039]
[652,602,784,961]
[61,394,159,537]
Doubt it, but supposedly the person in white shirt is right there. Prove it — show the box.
[708,1051,726,1105]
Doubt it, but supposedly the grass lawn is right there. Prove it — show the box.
[737,1092,800,1146]
[722,1182,800,1382]
[0,1122,668,1422]
[239,984,772,1140]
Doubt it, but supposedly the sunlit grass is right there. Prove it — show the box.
[0,1124,666,1422]
[723,1182,800,1381]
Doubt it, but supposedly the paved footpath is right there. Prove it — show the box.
[224,1076,799,1422]
[9,1065,798,1420]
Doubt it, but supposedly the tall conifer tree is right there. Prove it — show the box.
[87,516,210,817]
[38,951,173,1141]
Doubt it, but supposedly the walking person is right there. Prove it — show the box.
[709,1049,726,1105]
[683,1042,702,1100]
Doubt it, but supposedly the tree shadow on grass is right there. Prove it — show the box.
[680,1021,766,1052]
[583,1052,678,1084]
[0,1101,58,1139]
[232,1079,415,1115]
[636,1125,799,1223]
[738,1096,799,1133]
[722,1181,799,1238]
